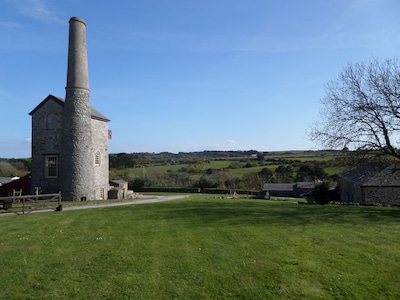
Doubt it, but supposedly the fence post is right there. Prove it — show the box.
[58,191,62,211]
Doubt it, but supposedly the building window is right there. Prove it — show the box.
[46,114,57,130]
[100,188,104,200]
[45,155,58,178]
[94,151,101,166]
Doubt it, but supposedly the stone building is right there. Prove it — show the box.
[338,163,400,206]
[261,182,315,198]
[29,17,110,201]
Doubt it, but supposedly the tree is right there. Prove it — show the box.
[275,165,293,183]
[225,176,241,189]
[129,177,147,190]
[256,153,265,161]
[259,168,273,183]
[311,182,337,204]
[193,175,219,189]
[295,165,327,182]
[310,58,400,160]
[109,153,135,169]
[241,172,262,190]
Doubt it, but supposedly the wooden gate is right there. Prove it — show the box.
[0,192,62,215]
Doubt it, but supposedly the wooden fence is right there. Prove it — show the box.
[0,192,62,215]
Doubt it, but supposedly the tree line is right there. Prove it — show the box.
[116,157,334,191]
[0,159,31,177]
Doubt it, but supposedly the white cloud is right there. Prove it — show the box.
[11,0,64,24]
[0,21,22,29]
[225,139,238,146]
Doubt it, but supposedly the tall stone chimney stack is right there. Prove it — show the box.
[66,17,89,91]
[60,17,95,201]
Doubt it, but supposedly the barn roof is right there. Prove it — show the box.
[262,183,296,191]
[0,176,19,185]
[297,182,316,189]
[29,94,110,122]
[339,163,400,187]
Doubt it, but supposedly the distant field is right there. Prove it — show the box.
[113,158,339,178]
[1,196,399,299]
[114,162,277,181]
[109,152,348,190]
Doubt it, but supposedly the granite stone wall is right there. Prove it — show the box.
[60,89,95,201]
[363,187,400,206]
[338,177,363,203]
[92,118,109,199]
[339,177,400,205]
[31,99,63,194]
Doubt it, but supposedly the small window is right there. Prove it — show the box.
[94,151,101,166]
[46,114,57,130]
[45,155,58,178]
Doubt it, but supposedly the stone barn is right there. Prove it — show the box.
[338,163,400,206]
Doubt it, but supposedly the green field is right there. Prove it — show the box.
[1,195,399,299]
[110,151,347,190]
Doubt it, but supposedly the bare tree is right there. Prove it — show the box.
[310,57,400,160]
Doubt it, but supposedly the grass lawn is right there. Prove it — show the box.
[0,195,399,299]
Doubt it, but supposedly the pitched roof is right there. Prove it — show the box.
[29,94,110,122]
[29,95,64,115]
[0,176,19,185]
[111,179,128,185]
[339,163,400,187]
[262,183,296,191]
[296,182,316,189]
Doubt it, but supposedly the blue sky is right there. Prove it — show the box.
[1,0,400,158]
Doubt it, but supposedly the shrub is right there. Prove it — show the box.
[311,182,336,205]
[129,177,147,190]
[193,175,220,189]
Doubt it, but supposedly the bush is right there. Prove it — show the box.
[311,182,336,205]
[129,177,147,190]
[193,175,220,189]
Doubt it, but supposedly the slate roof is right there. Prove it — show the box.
[29,94,110,122]
[339,163,400,187]
[262,183,296,191]
[0,176,19,185]
[262,182,315,191]
[297,182,316,189]
[111,179,128,185]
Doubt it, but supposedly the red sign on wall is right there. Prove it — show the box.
[108,130,112,139]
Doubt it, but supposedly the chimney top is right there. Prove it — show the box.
[69,17,86,25]
[66,16,89,91]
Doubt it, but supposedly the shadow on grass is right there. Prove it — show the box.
[135,199,400,227]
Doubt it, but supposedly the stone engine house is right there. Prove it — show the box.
[29,17,110,201]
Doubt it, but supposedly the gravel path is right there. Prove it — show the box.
[0,195,190,216]
[64,195,190,211]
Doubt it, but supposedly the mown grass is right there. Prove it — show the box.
[0,195,399,299]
